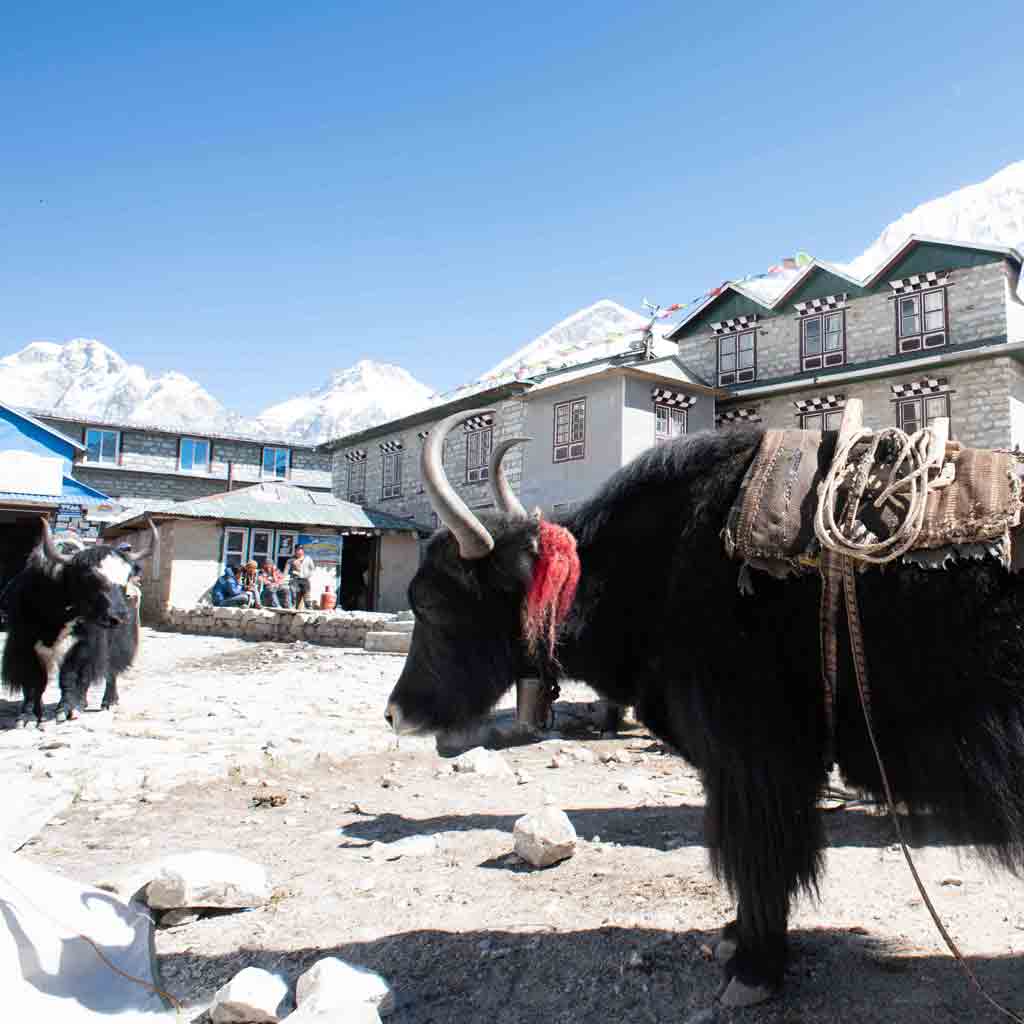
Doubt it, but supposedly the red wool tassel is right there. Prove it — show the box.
[524,520,581,658]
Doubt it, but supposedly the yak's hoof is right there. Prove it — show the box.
[14,716,29,730]
[721,978,776,1008]
[55,706,80,723]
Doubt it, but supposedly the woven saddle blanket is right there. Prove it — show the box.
[722,429,1024,578]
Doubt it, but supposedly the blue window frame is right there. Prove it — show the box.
[85,428,119,464]
[262,446,291,479]
[179,437,210,473]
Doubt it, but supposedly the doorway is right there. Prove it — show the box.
[339,534,377,611]
[0,512,49,628]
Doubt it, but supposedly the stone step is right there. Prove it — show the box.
[378,621,414,634]
[364,631,411,655]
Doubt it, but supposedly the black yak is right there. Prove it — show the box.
[386,410,1024,1007]
[1,519,157,726]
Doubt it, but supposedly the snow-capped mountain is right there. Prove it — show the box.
[483,299,675,380]
[0,339,433,444]
[255,359,435,444]
[846,159,1024,279]
[0,339,244,432]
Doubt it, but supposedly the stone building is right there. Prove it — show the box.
[320,349,717,528]
[668,237,1024,447]
[103,481,425,620]
[24,411,333,509]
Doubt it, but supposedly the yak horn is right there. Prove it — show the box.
[39,517,74,565]
[488,437,531,520]
[422,409,496,560]
[120,520,160,562]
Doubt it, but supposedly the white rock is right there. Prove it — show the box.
[143,851,271,909]
[369,835,437,861]
[600,750,629,765]
[512,808,577,868]
[451,747,513,779]
[211,966,288,1023]
[560,746,597,764]
[296,957,394,1016]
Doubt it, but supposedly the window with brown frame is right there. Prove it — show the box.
[800,311,845,371]
[654,403,686,443]
[347,459,367,503]
[382,451,403,499]
[897,288,947,352]
[896,393,951,434]
[799,409,844,432]
[466,427,493,483]
[553,398,586,462]
[717,330,756,386]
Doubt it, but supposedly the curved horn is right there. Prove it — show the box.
[422,409,495,559]
[39,517,74,565]
[488,436,531,520]
[120,520,160,562]
[55,534,86,554]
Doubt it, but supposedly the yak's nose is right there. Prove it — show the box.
[384,702,401,732]
[104,614,123,628]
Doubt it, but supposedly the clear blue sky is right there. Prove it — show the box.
[1,1,1022,415]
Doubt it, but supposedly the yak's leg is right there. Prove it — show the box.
[16,653,47,728]
[703,747,824,1007]
[55,662,87,723]
[101,672,119,711]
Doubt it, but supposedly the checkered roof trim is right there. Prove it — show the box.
[652,388,696,408]
[889,270,949,294]
[379,439,404,454]
[793,393,846,413]
[344,449,367,462]
[890,377,953,398]
[710,314,757,335]
[794,294,847,315]
[715,407,762,426]
[463,414,494,432]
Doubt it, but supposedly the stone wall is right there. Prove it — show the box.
[332,397,528,525]
[720,356,1012,450]
[39,416,332,502]
[161,606,398,647]
[676,261,1010,388]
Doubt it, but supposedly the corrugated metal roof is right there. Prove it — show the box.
[0,492,61,506]
[104,482,429,534]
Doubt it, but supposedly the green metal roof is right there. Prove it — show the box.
[103,482,429,536]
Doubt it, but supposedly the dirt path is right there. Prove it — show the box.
[6,632,1024,1022]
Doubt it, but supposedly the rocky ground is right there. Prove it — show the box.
[4,630,1024,1023]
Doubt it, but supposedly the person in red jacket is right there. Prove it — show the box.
[259,561,292,609]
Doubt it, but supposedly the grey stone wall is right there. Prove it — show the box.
[719,356,1013,450]
[39,416,332,501]
[162,605,396,647]
[677,262,1010,387]
[333,397,528,525]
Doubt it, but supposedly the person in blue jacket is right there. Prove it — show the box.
[211,565,254,608]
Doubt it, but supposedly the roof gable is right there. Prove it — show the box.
[774,263,867,307]
[865,239,1011,288]
[0,401,85,456]
[667,286,772,341]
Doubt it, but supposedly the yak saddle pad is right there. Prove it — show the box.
[722,428,1024,579]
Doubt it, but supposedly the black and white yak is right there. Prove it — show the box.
[1,519,157,726]
[385,411,1024,1007]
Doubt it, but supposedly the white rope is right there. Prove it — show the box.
[814,425,939,566]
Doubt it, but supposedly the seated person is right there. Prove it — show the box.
[211,565,254,608]
[240,560,263,608]
[259,560,292,608]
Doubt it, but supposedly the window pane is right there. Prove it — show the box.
[276,449,289,477]
[86,430,102,462]
[924,310,944,331]
[720,351,736,371]
[925,396,949,424]
[900,296,920,316]
[738,348,754,368]
[803,319,822,354]
[900,399,922,432]
[196,440,209,466]
[900,313,921,336]
[739,332,754,352]
[571,401,586,442]
[670,408,686,436]
[656,406,668,432]
[923,290,944,312]
[263,449,275,474]
[719,336,736,359]
[825,314,843,351]
[181,439,193,469]
[803,412,823,431]
[825,411,843,430]
[101,431,117,461]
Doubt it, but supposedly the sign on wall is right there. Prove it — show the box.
[296,533,342,564]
